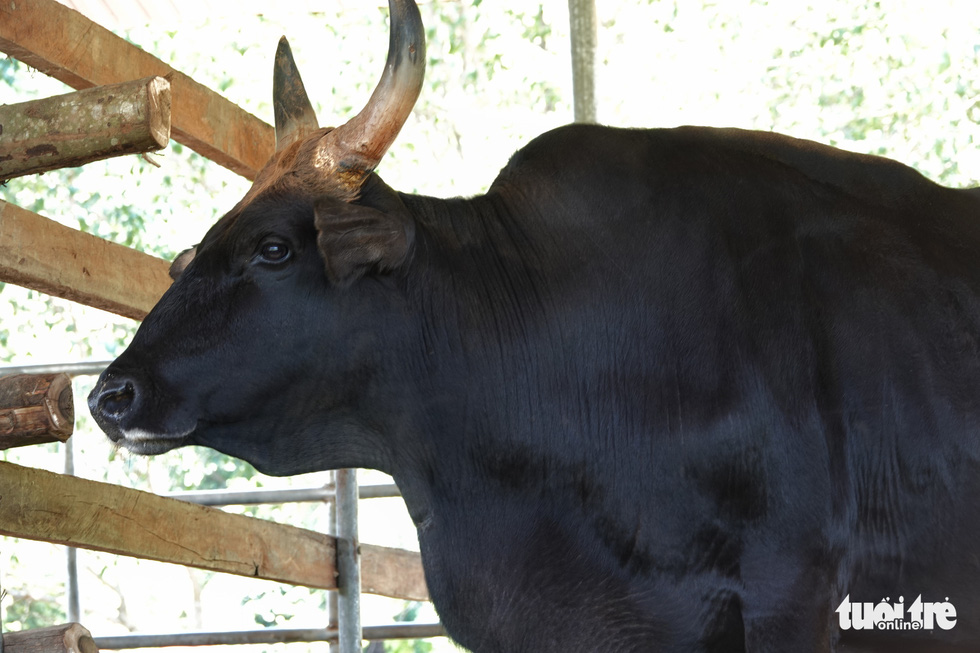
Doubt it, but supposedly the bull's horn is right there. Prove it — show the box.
[312,0,425,197]
[273,37,320,151]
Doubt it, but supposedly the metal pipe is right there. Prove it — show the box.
[335,468,361,652]
[361,623,446,640]
[0,564,4,653]
[97,629,330,648]
[327,471,339,653]
[0,360,112,377]
[358,483,401,499]
[66,538,80,624]
[64,437,81,623]
[164,484,400,506]
[166,486,333,506]
[94,624,446,649]
[567,0,598,123]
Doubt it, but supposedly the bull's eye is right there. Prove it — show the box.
[256,240,291,265]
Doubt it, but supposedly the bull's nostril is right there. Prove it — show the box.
[88,373,143,441]
[98,381,135,417]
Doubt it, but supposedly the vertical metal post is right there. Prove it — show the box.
[567,0,598,123]
[334,469,361,652]
[326,471,339,653]
[1,556,5,653]
[64,438,81,623]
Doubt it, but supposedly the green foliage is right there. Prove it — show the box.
[509,6,552,50]
[0,56,21,89]
[244,586,327,628]
[0,543,67,633]
[3,590,65,631]
[381,602,434,653]
[383,637,434,653]
[176,447,257,491]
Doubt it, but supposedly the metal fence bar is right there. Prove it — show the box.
[167,486,333,505]
[357,484,402,500]
[327,470,340,653]
[94,623,446,649]
[64,438,81,623]
[567,0,597,123]
[0,360,112,377]
[335,468,361,652]
[164,483,400,506]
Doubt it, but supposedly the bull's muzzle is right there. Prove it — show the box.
[88,370,139,442]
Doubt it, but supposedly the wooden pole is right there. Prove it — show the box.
[0,76,171,182]
[567,0,598,123]
[0,373,73,449]
[2,623,99,653]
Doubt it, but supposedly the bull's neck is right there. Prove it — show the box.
[389,191,560,525]
[399,190,553,404]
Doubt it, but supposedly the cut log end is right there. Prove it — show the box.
[0,372,75,449]
[2,623,100,653]
[146,76,173,149]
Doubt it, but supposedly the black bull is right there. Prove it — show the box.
[89,3,980,652]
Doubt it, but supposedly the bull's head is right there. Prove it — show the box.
[88,0,427,475]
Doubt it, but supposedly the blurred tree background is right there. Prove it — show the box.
[1,0,978,651]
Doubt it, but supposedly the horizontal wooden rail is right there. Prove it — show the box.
[361,543,430,602]
[0,461,429,601]
[0,200,172,320]
[0,0,274,180]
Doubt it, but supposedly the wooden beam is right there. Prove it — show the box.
[0,461,429,601]
[0,200,172,320]
[2,623,99,653]
[0,460,336,589]
[361,544,430,602]
[0,0,274,180]
[0,76,172,182]
[0,373,73,450]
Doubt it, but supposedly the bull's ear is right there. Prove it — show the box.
[169,246,197,280]
[314,177,415,287]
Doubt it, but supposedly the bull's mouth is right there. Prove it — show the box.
[114,427,193,455]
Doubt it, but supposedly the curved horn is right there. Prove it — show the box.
[273,37,320,151]
[313,0,426,197]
